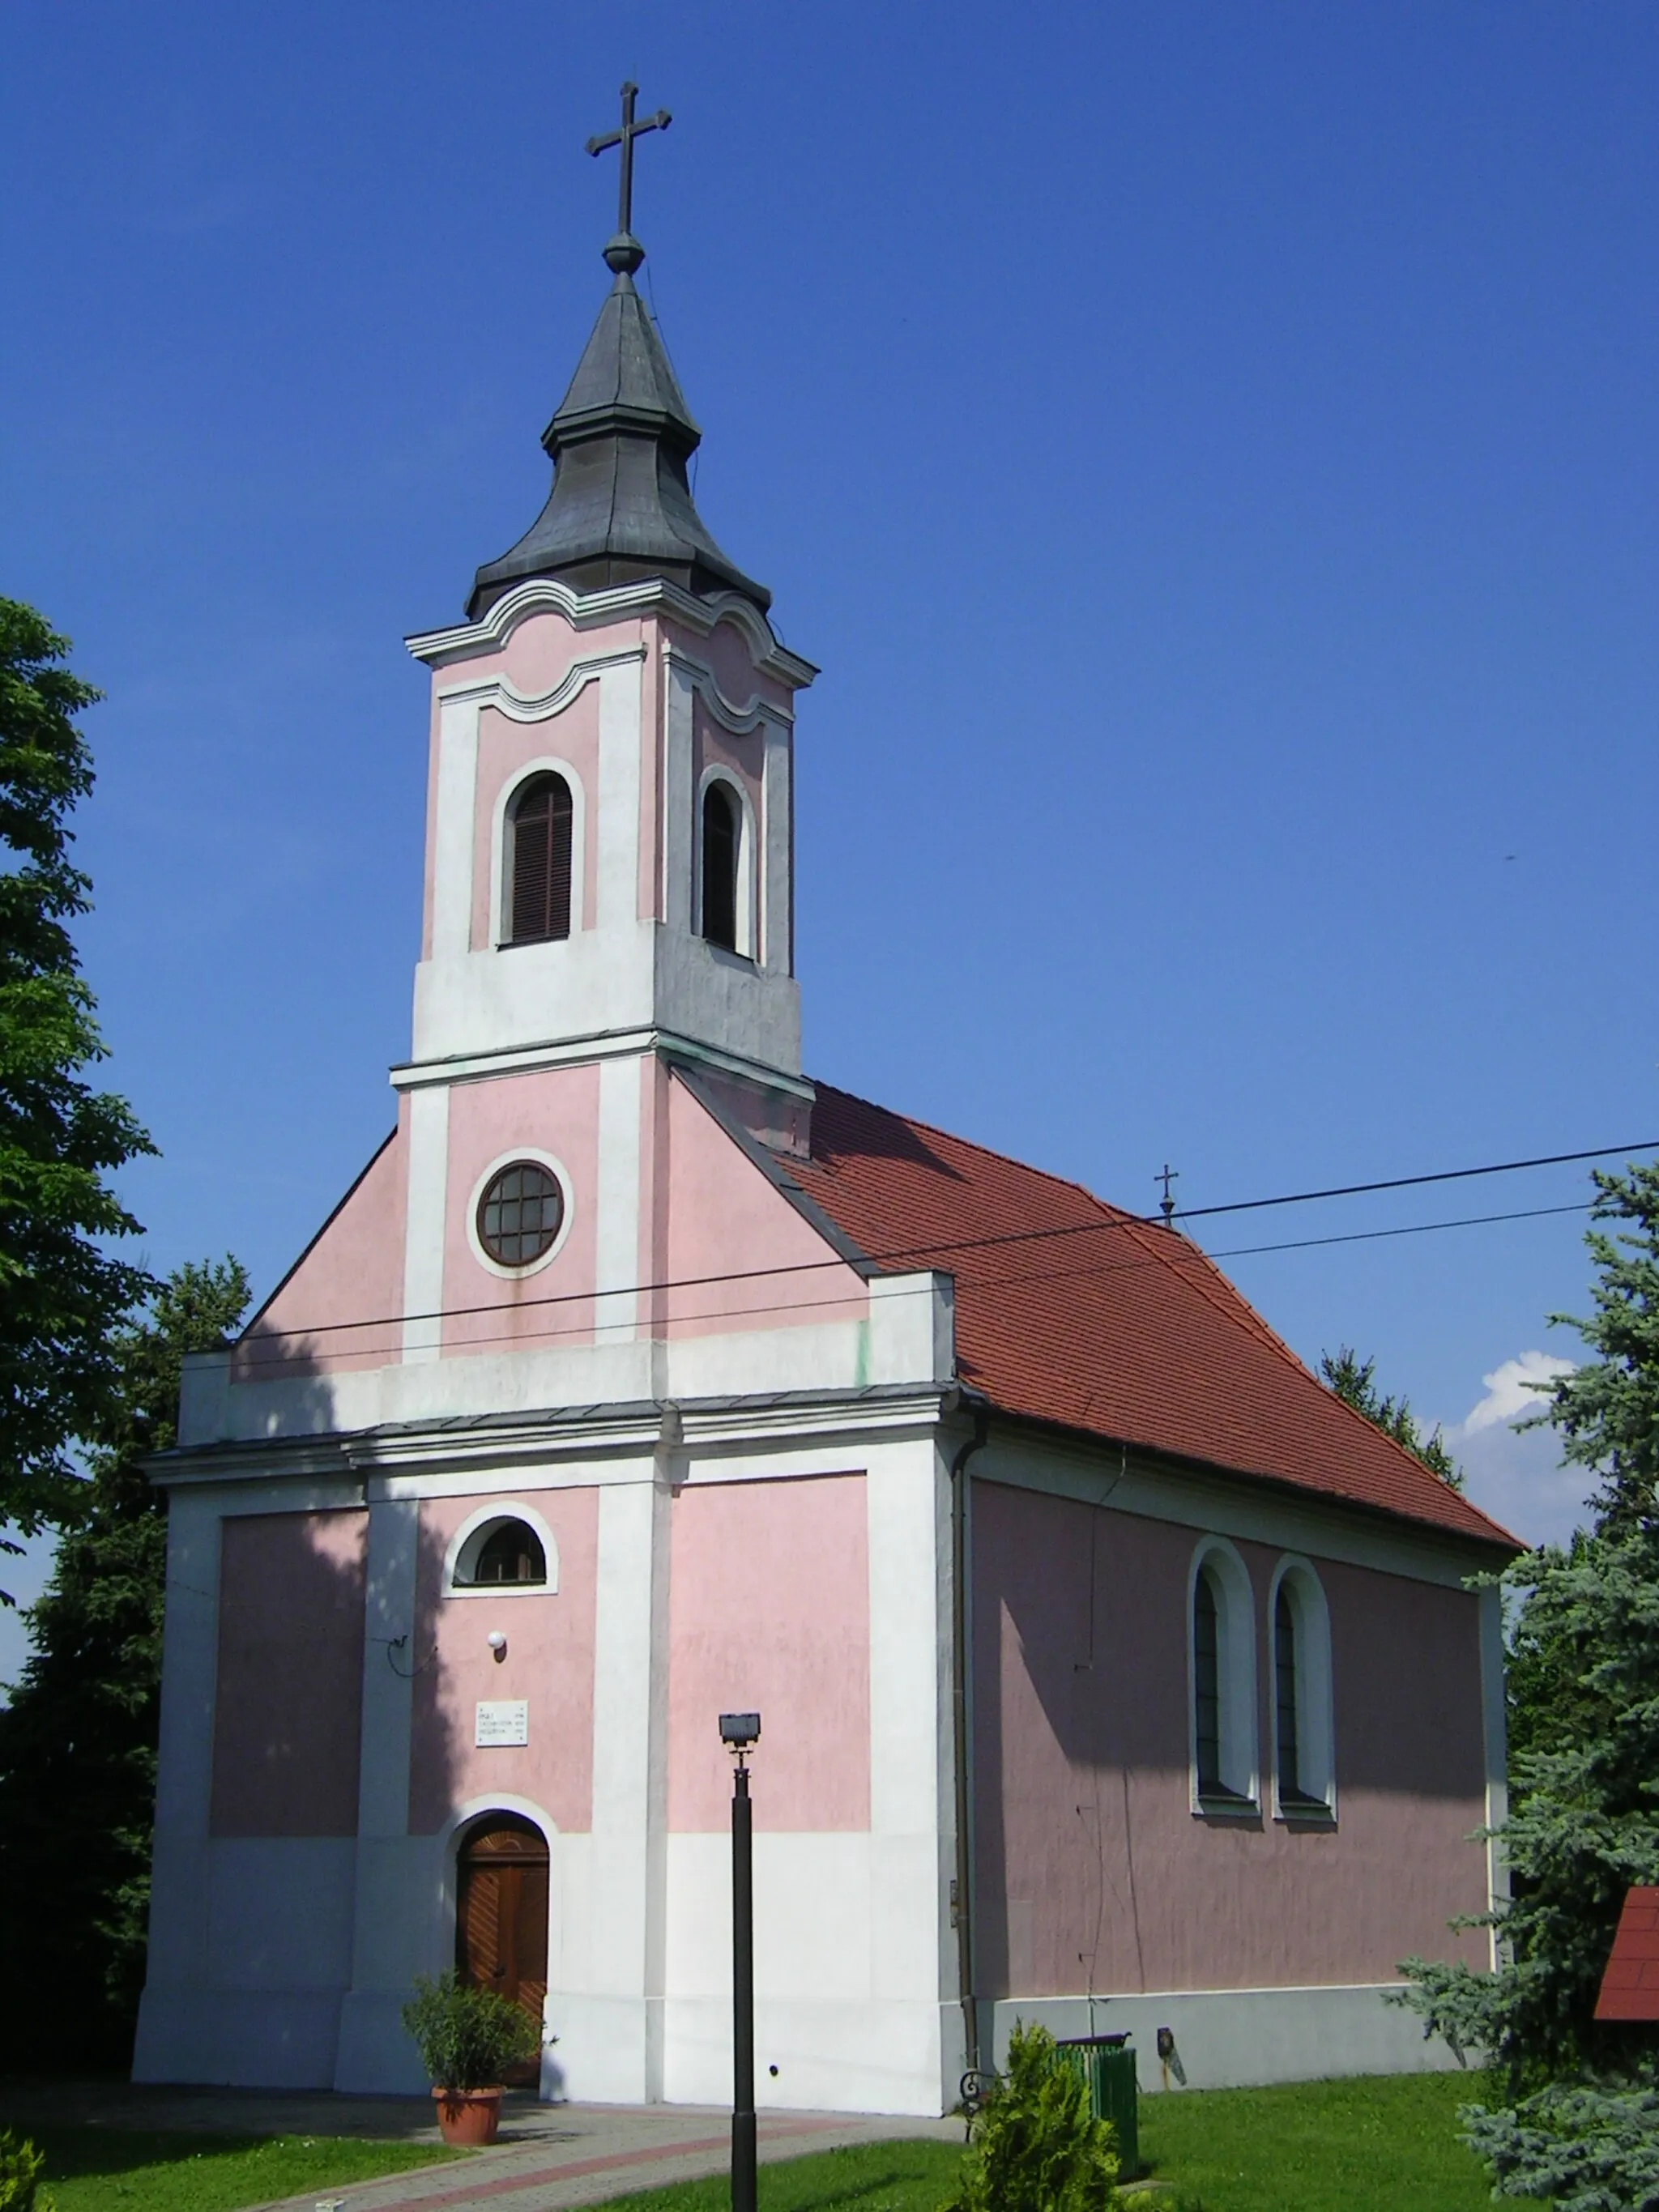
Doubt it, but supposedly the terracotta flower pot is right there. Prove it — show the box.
[433,2085,504,2146]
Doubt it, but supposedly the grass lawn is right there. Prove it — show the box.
[590,2070,1495,2212]
[13,2127,465,2211]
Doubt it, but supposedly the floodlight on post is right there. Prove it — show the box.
[719,1711,761,2212]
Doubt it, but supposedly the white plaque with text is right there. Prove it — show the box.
[475,1699,529,1748]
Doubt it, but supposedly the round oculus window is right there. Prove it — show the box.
[476,1160,565,1268]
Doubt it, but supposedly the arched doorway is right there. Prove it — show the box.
[455,1813,548,2085]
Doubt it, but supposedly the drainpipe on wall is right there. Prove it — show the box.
[949,1393,991,2080]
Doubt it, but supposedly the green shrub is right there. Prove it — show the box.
[944,2021,1120,2212]
[0,2130,53,2212]
[399,1970,542,2091]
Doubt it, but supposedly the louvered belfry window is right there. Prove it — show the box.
[702,781,739,953]
[509,774,574,944]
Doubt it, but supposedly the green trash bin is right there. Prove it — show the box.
[1057,2034,1141,2180]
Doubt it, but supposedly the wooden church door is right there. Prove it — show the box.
[455,1814,548,2083]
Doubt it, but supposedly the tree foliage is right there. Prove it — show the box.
[0,1258,249,2071]
[0,598,154,1554]
[1400,1165,1659,2206]
[1320,1345,1464,1489]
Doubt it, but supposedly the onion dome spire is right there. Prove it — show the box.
[467,83,770,620]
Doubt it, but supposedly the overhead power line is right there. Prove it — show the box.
[1173,1140,1659,1225]
[229,1191,1604,1376]
[232,1140,1655,1355]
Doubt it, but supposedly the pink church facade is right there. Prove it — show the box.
[136,185,1514,2115]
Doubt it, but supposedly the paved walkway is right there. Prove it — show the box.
[2,2082,965,2212]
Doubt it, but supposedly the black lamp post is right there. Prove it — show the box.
[719,1711,761,2212]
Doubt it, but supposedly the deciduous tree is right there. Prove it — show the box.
[0,598,153,1565]
[0,1258,249,2069]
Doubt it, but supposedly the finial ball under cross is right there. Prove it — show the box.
[586,80,672,274]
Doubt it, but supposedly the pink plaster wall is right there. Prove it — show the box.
[469,696,601,948]
[234,1128,406,1379]
[659,1075,866,1338]
[210,1510,368,1837]
[667,1473,871,1832]
[407,1490,599,1836]
[972,1482,1491,1996]
[441,1063,600,1355]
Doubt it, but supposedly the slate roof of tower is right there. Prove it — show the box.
[467,266,770,619]
[783,1081,1516,1549]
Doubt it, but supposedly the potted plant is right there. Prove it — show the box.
[401,1971,544,2146]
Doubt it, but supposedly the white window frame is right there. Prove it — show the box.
[694,764,757,960]
[1268,1554,1337,1822]
[464,1146,575,1282]
[491,758,587,948]
[443,1499,561,1601]
[1187,1535,1259,1815]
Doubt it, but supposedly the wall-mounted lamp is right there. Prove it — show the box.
[486,1630,507,1664]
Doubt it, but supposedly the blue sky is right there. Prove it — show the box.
[3,2,1656,1663]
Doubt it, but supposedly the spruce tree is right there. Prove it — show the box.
[1320,1345,1464,1488]
[1401,1164,1659,2208]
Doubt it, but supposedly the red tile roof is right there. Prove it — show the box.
[787,1082,1516,1548]
[1597,1887,1659,2021]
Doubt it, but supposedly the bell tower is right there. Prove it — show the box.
[394,88,816,1141]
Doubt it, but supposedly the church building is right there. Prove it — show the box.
[135,108,1516,2116]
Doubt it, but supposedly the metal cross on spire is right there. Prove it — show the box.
[586,81,672,270]
[1156,1163,1180,1230]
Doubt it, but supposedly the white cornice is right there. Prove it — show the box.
[661,641,793,734]
[435,645,645,720]
[406,576,818,691]
[388,1023,816,1102]
[146,1383,947,1492]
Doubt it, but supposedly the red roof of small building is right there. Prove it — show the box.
[787,1082,1516,1549]
[1596,1887,1659,2021]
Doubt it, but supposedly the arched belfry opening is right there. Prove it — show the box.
[701,781,740,953]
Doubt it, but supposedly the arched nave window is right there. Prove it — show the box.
[1188,1537,1258,1813]
[508,773,574,944]
[1270,1557,1336,1820]
[701,778,740,953]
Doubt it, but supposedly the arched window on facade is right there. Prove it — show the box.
[701,779,740,953]
[1193,1566,1226,1796]
[1271,1559,1336,1819]
[508,774,574,944]
[1189,1539,1258,1813]
[452,1515,550,1590]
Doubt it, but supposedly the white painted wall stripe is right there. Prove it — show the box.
[597,658,643,933]
[430,700,480,961]
[595,1055,642,1344]
[401,1085,450,1364]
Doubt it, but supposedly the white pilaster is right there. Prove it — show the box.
[133,1493,224,2078]
[597,657,643,934]
[430,698,480,961]
[662,654,695,935]
[1478,1579,1510,1965]
[402,1086,450,1363]
[565,1469,665,2099]
[761,717,791,975]
[595,1054,642,1344]
[335,1497,428,2091]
